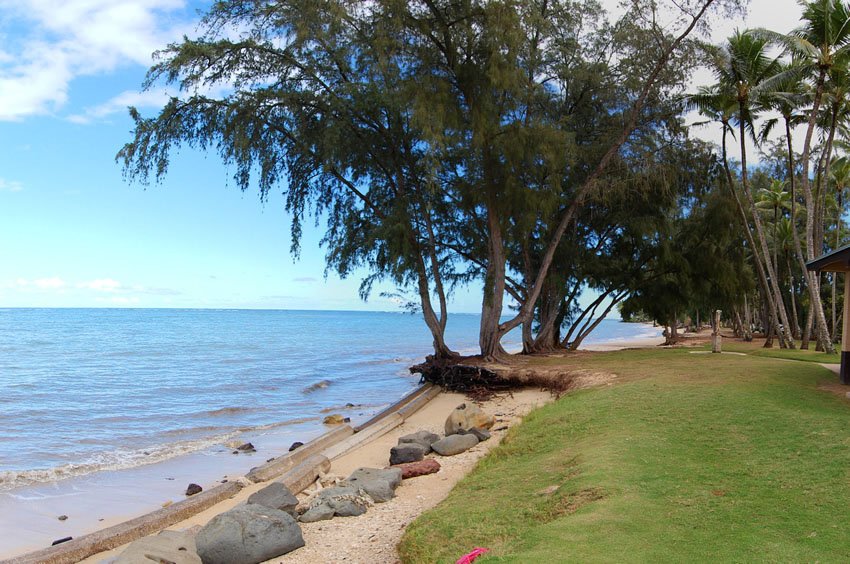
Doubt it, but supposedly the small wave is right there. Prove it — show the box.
[196,406,268,418]
[302,380,331,393]
[319,403,381,414]
[0,431,241,492]
[238,416,318,433]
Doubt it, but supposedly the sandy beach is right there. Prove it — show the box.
[581,334,665,351]
[79,389,551,564]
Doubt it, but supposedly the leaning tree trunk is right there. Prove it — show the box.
[737,115,794,349]
[797,69,834,353]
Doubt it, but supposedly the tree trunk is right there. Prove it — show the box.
[479,206,508,360]
[736,112,794,349]
[787,255,801,340]
[802,301,814,350]
[568,292,626,350]
[797,68,835,353]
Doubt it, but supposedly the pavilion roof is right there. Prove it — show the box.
[807,243,850,272]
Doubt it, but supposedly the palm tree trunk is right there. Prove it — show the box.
[737,113,794,349]
[720,123,777,347]
[787,254,801,340]
[798,68,835,353]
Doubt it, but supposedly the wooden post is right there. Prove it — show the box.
[842,274,850,384]
[712,310,722,353]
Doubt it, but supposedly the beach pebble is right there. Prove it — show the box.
[323,414,346,425]
[389,443,427,465]
[236,442,256,452]
[52,537,72,546]
[342,467,402,503]
[247,482,299,516]
[289,441,304,451]
[196,504,305,564]
[445,403,495,436]
[398,430,440,452]
[115,530,201,564]
[432,433,479,456]
[185,483,203,496]
[57,515,68,521]
[392,459,441,479]
[299,485,371,523]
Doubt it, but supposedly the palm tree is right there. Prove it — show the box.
[687,82,782,347]
[707,30,797,348]
[757,179,793,300]
[756,0,850,353]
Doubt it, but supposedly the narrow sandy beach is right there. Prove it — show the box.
[79,389,550,564]
[581,334,665,351]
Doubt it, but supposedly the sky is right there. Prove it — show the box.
[0,0,805,311]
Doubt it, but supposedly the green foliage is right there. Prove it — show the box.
[118,0,750,355]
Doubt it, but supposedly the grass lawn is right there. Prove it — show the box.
[721,340,840,364]
[399,348,850,562]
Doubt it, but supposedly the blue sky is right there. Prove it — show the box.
[0,0,800,311]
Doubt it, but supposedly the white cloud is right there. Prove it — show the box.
[77,278,123,292]
[33,277,66,289]
[67,88,172,124]
[0,177,23,192]
[0,0,192,121]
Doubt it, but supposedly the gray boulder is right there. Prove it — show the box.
[460,427,491,442]
[196,504,304,564]
[389,443,427,465]
[342,467,402,503]
[398,430,440,452]
[432,433,479,456]
[247,482,298,516]
[299,485,371,523]
[115,530,201,564]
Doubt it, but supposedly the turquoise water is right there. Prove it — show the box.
[0,308,658,490]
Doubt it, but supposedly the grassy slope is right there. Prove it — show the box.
[399,349,850,563]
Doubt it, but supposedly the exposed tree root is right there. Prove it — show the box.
[410,354,589,398]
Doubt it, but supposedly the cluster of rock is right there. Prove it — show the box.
[390,402,495,466]
[112,402,496,564]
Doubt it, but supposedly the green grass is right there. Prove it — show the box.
[721,341,840,364]
[398,349,850,563]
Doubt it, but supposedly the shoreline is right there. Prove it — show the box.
[77,388,552,564]
[0,322,660,560]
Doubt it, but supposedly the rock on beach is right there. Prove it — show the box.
[389,443,428,465]
[392,459,441,479]
[432,433,479,456]
[398,430,440,453]
[342,467,402,503]
[247,482,299,516]
[445,403,495,435]
[185,483,203,496]
[196,504,305,564]
[299,485,372,523]
[323,414,346,425]
[115,530,201,564]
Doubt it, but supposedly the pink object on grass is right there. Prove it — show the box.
[456,547,490,564]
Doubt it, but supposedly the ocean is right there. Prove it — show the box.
[0,308,659,555]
